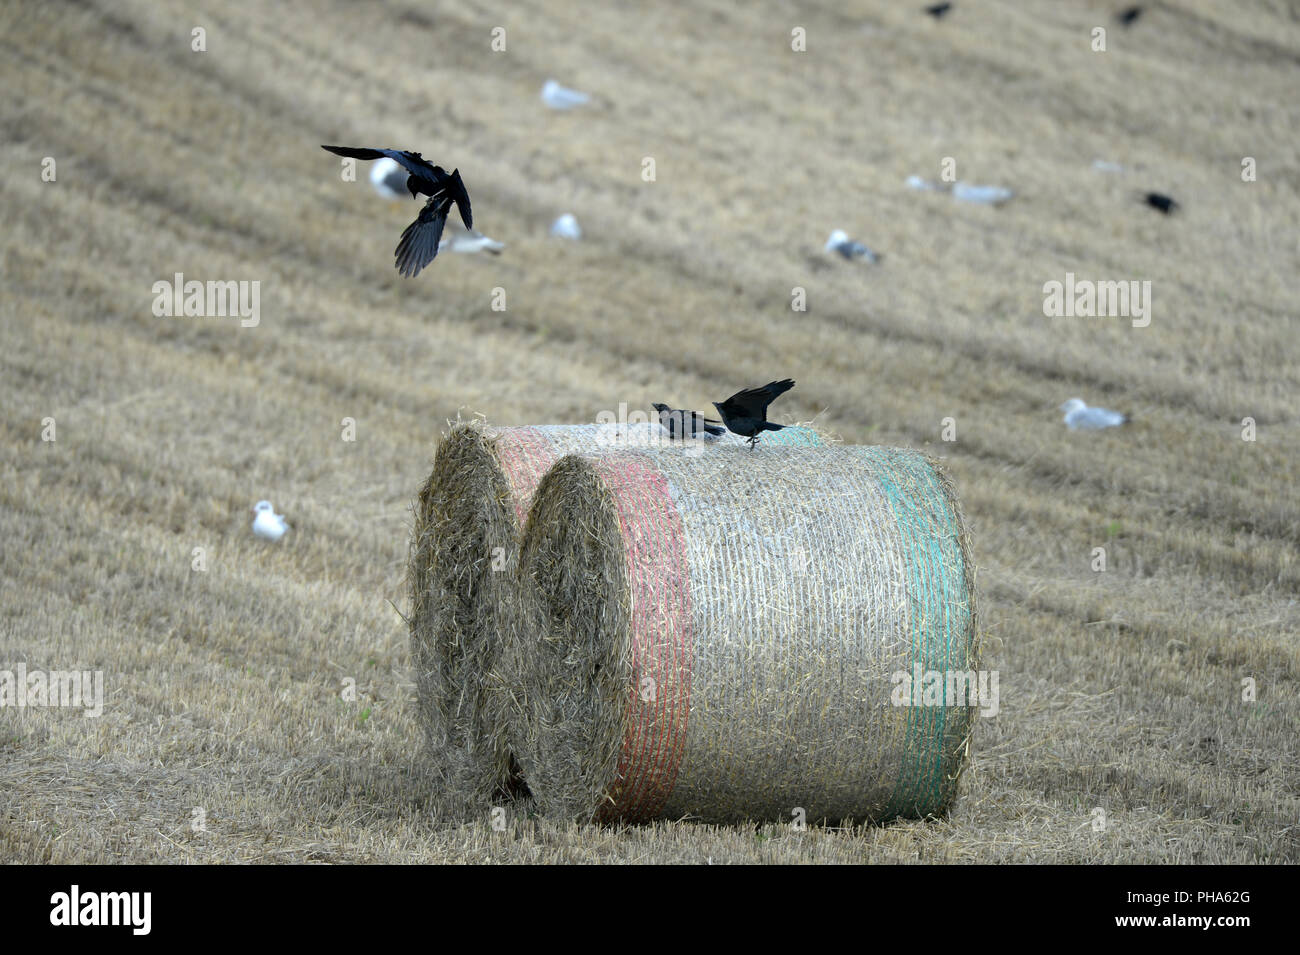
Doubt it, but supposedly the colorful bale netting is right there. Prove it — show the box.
[513,445,979,824]
[407,421,826,804]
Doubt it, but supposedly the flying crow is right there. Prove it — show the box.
[321,145,473,277]
[652,403,726,439]
[924,3,953,18]
[712,379,796,448]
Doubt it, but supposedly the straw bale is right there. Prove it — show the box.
[407,421,826,803]
[513,445,979,824]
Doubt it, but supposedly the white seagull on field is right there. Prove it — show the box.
[550,213,582,239]
[825,229,879,263]
[906,176,1015,205]
[439,223,505,255]
[541,79,590,110]
[252,500,290,541]
[369,157,408,199]
[951,181,1015,205]
[1060,398,1128,430]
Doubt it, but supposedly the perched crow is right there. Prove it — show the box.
[1116,6,1143,26]
[924,3,953,18]
[712,379,796,449]
[652,403,726,439]
[1144,192,1179,214]
[321,145,473,277]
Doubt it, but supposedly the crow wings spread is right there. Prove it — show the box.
[321,145,473,277]
[712,378,796,447]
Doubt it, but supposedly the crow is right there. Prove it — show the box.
[652,403,726,439]
[1144,191,1179,214]
[321,145,473,277]
[924,3,953,18]
[712,379,796,449]
[1116,6,1143,26]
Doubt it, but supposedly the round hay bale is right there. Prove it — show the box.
[514,445,979,825]
[407,421,826,805]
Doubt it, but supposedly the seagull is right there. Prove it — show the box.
[321,145,472,277]
[652,403,726,439]
[439,223,504,255]
[369,157,408,200]
[825,230,879,263]
[905,176,1014,205]
[541,79,590,110]
[713,379,796,449]
[1144,192,1179,214]
[951,182,1015,205]
[550,213,582,239]
[1060,398,1129,430]
[252,501,290,541]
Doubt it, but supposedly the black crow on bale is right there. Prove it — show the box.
[712,379,796,449]
[652,403,727,439]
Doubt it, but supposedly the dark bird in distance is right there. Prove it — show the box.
[1144,192,1179,214]
[321,145,473,277]
[712,379,796,449]
[924,3,953,18]
[1116,6,1143,26]
[652,403,726,439]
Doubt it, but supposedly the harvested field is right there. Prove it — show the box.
[1,0,1297,863]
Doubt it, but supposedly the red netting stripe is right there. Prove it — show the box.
[592,455,693,823]
[492,428,559,527]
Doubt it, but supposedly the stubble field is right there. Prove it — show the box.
[1,0,1298,863]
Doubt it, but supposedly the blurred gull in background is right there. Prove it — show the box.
[824,229,879,263]
[541,79,590,110]
[252,500,290,541]
[952,181,1014,205]
[1060,398,1128,430]
[440,223,504,255]
[370,157,408,199]
[550,213,582,239]
[906,175,1015,205]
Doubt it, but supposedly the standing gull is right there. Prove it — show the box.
[252,501,290,541]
